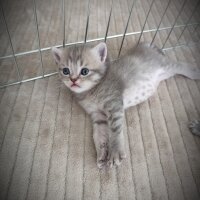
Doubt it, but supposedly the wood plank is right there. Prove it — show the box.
[83,116,101,200]
[6,78,48,200]
[149,91,185,200]
[138,101,168,200]
[5,79,48,199]
[0,88,5,101]
[100,168,119,200]
[65,100,85,200]
[126,107,152,200]
[117,118,136,200]
[0,85,19,149]
[26,76,60,200]
[0,81,34,200]
[45,84,72,200]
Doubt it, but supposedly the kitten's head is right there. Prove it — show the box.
[52,43,108,94]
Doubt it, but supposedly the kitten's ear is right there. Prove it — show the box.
[52,47,62,64]
[91,42,107,63]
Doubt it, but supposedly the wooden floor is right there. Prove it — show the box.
[0,0,200,199]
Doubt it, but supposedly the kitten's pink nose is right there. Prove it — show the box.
[70,77,78,83]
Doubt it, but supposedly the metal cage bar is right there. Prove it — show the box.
[118,0,137,57]
[0,2,22,82]
[0,72,58,89]
[84,0,91,43]
[137,0,156,46]
[104,0,114,42]
[62,0,66,47]
[32,0,45,77]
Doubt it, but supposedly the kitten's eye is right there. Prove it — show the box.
[81,68,89,76]
[63,68,70,75]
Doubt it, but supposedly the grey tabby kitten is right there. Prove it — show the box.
[52,42,200,168]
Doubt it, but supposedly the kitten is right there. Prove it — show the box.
[52,42,200,168]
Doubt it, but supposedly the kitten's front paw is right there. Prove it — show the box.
[107,148,126,168]
[188,120,200,136]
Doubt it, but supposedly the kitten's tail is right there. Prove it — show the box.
[168,61,200,80]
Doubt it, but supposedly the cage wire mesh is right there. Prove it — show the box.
[0,0,200,88]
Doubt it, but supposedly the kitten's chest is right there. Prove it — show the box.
[123,81,155,109]
[78,97,101,115]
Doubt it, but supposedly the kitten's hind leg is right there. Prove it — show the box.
[188,120,200,136]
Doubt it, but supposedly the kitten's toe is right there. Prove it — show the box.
[107,150,126,168]
[97,159,107,169]
[188,120,200,136]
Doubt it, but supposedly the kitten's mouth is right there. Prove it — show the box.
[71,83,80,88]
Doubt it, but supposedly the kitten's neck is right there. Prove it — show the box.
[73,90,88,101]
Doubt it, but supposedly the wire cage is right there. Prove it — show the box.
[0,0,200,88]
